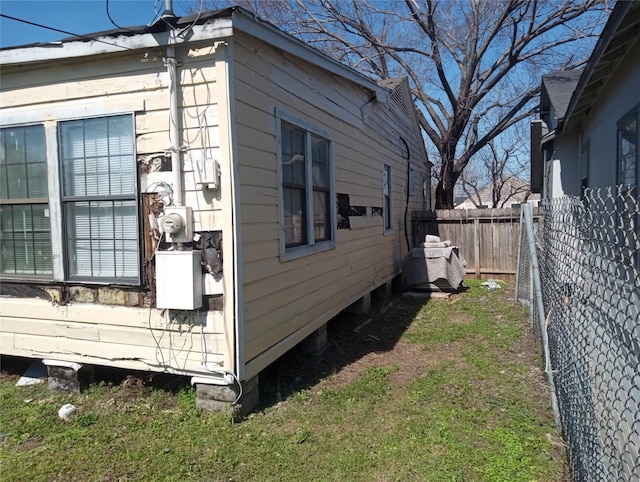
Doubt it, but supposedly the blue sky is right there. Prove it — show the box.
[0,0,193,48]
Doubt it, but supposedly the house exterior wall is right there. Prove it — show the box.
[230,32,429,378]
[545,37,640,196]
[544,134,580,198]
[0,41,235,377]
[578,41,640,189]
[0,21,430,385]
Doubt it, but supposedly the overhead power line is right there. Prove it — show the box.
[0,13,131,50]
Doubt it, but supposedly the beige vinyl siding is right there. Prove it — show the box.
[0,42,233,376]
[231,33,428,374]
[0,298,225,373]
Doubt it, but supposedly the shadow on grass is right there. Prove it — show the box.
[255,288,436,411]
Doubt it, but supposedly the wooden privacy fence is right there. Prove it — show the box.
[411,206,541,280]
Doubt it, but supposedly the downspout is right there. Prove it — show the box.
[401,136,411,252]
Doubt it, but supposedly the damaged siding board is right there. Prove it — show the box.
[10,333,221,372]
[0,298,226,333]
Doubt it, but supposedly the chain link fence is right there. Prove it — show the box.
[516,187,640,481]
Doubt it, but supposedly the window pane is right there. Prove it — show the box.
[109,155,136,196]
[284,187,306,246]
[619,117,637,187]
[2,127,25,163]
[83,118,109,158]
[29,162,49,197]
[384,165,391,229]
[312,135,329,188]
[66,200,139,281]
[108,116,134,156]
[313,190,329,242]
[114,239,140,278]
[383,166,390,196]
[281,123,305,186]
[1,125,47,200]
[6,164,28,198]
[61,116,135,197]
[0,204,52,275]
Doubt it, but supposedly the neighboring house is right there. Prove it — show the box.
[534,1,639,199]
[0,7,431,412]
[527,2,639,478]
[455,176,539,209]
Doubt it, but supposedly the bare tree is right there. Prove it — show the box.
[191,0,608,208]
[459,129,532,208]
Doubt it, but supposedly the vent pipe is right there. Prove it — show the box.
[163,0,175,18]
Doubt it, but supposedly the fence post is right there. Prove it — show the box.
[474,217,481,279]
[523,203,561,430]
[515,209,523,301]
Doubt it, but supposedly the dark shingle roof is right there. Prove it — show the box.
[541,69,583,122]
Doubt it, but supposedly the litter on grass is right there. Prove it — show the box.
[480,279,502,290]
[15,361,47,386]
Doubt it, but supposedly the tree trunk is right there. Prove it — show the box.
[435,161,456,209]
[435,183,453,209]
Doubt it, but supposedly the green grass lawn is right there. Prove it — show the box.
[0,280,566,481]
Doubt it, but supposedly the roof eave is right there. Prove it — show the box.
[561,2,634,132]
[0,7,389,102]
[0,18,234,65]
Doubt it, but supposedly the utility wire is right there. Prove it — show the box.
[0,13,131,50]
[106,0,163,31]
[105,0,125,30]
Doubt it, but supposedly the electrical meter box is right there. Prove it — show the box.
[160,206,193,243]
[155,250,202,310]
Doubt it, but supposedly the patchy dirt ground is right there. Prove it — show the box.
[258,283,547,409]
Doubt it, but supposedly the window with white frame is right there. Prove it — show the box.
[383,164,392,230]
[0,125,52,276]
[60,115,139,282]
[0,114,140,284]
[278,111,334,258]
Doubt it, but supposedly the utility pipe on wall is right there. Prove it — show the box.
[166,36,183,206]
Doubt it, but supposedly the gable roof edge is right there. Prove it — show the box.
[560,1,632,131]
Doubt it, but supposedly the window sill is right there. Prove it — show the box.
[280,240,336,261]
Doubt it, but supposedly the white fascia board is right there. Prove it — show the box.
[231,11,389,103]
[0,20,233,65]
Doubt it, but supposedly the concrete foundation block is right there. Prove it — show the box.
[302,324,328,356]
[43,360,93,394]
[375,281,393,299]
[346,292,372,315]
[48,366,80,393]
[195,375,259,419]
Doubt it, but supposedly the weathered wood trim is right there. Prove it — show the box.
[216,40,244,380]
[1,97,145,126]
